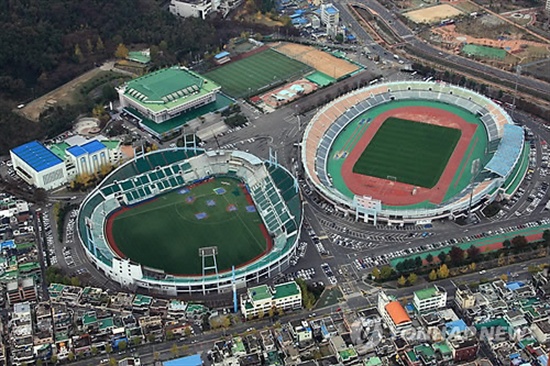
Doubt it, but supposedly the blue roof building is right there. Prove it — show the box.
[11,141,63,173]
[10,141,67,190]
[163,354,202,366]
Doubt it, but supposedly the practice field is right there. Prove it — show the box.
[352,117,461,188]
[204,49,312,98]
[271,42,360,79]
[462,44,507,60]
[404,4,463,24]
[107,177,269,275]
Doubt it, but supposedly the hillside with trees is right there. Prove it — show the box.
[0,0,295,154]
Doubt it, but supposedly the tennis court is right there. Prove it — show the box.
[204,49,312,98]
[107,177,269,275]
[352,117,461,188]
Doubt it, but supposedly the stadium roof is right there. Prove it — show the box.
[384,301,411,325]
[485,124,524,178]
[11,141,63,172]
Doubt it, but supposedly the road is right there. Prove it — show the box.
[335,0,550,98]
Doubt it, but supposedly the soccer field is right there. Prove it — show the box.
[204,49,312,98]
[352,118,461,188]
[108,178,268,275]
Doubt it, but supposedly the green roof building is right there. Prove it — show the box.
[241,281,301,319]
[119,66,223,137]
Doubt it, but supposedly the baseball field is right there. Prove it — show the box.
[107,177,269,275]
[352,117,461,188]
[204,49,312,98]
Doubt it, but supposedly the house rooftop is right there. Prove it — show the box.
[415,286,444,300]
[274,281,300,299]
[250,285,272,302]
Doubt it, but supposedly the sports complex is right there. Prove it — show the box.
[302,81,529,224]
[76,149,301,295]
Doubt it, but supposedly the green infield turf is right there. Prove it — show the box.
[352,117,461,188]
[203,49,312,98]
[109,177,268,275]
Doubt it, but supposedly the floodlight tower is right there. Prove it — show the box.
[232,265,238,313]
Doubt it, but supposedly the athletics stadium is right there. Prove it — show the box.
[302,81,529,224]
[76,149,301,295]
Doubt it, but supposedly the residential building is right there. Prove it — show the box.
[455,284,475,310]
[320,4,340,36]
[546,0,550,12]
[448,338,479,362]
[169,0,219,19]
[413,286,447,313]
[530,319,550,344]
[10,141,67,190]
[330,335,358,364]
[6,277,37,305]
[377,291,412,335]
[240,281,301,319]
[290,320,313,343]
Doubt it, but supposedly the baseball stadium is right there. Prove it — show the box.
[76,149,301,295]
[302,81,529,224]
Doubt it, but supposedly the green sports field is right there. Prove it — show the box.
[203,49,312,98]
[108,177,268,275]
[352,117,461,188]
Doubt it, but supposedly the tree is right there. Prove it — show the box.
[85,39,93,54]
[184,326,192,337]
[380,266,393,280]
[408,273,418,285]
[70,276,80,287]
[132,337,142,346]
[67,352,75,361]
[543,230,550,245]
[429,269,437,281]
[503,239,512,251]
[109,358,117,366]
[118,340,127,351]
[105,344,112,353]
[50,355,58,364]
[33,188,47,203]
[372,267,380,279]
[278,307,284,317]
[115,43,129,59]
[171,344,180,358]
[438,251,447,264]
[469,262,476,271]
[437,264,450,279]
[335,33,344,43]
[257,309,264,319]
[147,334,156,343]
[166,330,175,341]
[91,346,98,356]
[512,235,528,250]
[449,246,465,266]
[74,44,84,63]
[36,359,43,366]
[500,274,508,282]
[426,254,434,264]
[467,245,481,261]
[397,275,407,286]
[102,85,117,102]
[96,37,105,53]
[154,351,160,361]
[268,306,276,318]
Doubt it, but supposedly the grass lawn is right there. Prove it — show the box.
[109,177,268,275]
[352,117,461,188]
[204,49,311,98]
